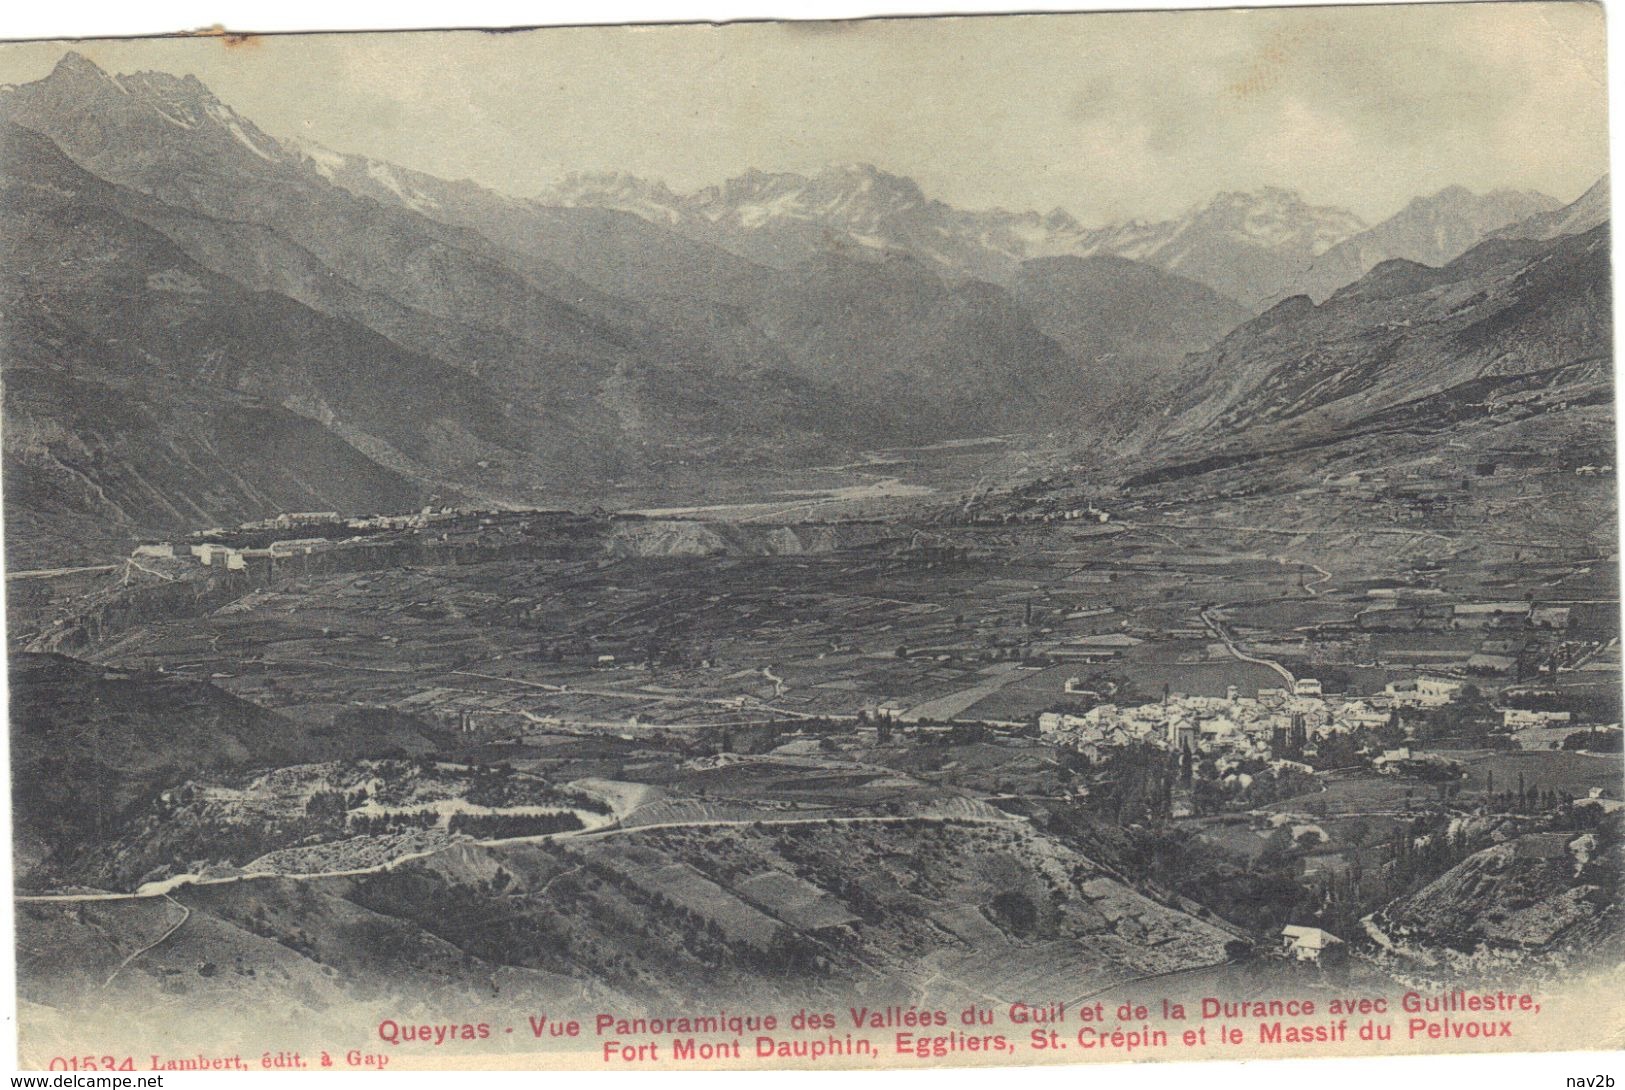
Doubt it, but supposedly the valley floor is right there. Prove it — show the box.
[8,440,1622,1066]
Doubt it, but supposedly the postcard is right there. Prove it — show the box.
[1,3,1618,1071]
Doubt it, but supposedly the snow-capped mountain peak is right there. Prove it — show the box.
[1179,186,1367,255]
[540,171,687,224]
[289,138,443,214]
[12,52,292,170]
[531,164,1369,305]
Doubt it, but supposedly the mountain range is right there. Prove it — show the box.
[541,169,1364,307]
[0,52,1611,562]
[541,167,1577,312]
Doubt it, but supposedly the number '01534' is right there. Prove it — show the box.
[48,1056,135,1071]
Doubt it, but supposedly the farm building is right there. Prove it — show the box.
[1280,925,1345,964]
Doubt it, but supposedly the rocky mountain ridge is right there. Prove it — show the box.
[542,167,1374,307]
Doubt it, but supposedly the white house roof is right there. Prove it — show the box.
[1076,633,1145,647]
[1281,925,1343,950]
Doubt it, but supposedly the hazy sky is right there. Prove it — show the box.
[0,3,1609,224]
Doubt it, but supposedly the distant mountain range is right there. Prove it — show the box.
[0,52,1610,561]
[1277,186,1562,305]
[541,166,1574,312]
[542,168,1367,308]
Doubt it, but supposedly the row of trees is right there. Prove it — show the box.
[446,811,584,838]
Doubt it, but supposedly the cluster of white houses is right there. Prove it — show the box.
[1039,669,1601,760]
[235,511,342,531]
[133,537,329,570]
[1038,682,1397,760]
[261,507,462,532]
[130,507,469,570]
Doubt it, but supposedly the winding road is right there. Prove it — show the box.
[1200,606,1296,687]
[14,812,1022,907]
[6,563,117,580]
[1297,560,1333,597]
[102,895,189,988]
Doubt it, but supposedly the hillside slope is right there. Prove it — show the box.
[1370,820,1621,960]
[9,651,442,884]
[1148,223,1611,453]
[1281,185,1560,304]
[0,121,471,560]
[1010,255,1251,405]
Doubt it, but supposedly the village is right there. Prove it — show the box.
[1035,673,1594,765]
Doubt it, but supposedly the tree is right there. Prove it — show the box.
[990,891,1039,935]
[1260,826,1296,868]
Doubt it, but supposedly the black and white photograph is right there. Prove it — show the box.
[0,2,1619,1071]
